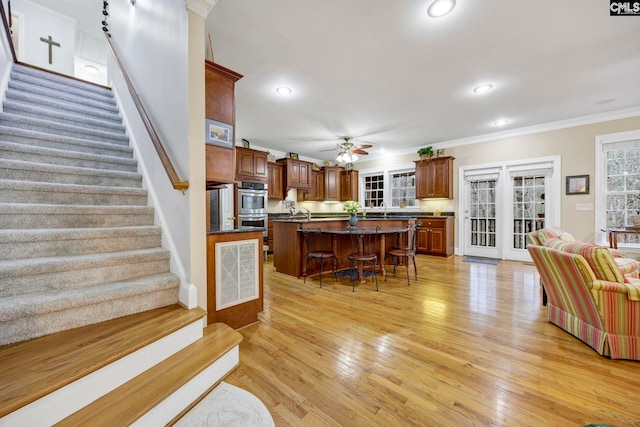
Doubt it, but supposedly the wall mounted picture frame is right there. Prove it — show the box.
[288,152,299,159]
[566,174,589,195]
[205,118,234,148]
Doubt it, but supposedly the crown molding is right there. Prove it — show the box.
[185,0,218,18]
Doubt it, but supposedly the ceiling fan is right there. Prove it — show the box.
[320,137,373,163]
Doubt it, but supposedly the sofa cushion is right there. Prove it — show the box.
[544,238,626,283]
[527,227,567,246]
[615,257,640,280]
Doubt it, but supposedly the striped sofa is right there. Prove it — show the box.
[528,244,640,360]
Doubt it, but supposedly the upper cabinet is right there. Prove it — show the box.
[340,169,359,201]
[205,61,243,185]
[236,146,268,183]
[298,169,325,201]
[267,162,284,200]
[278,158,312,191]
[323,166,342,201]
[414,156,454,199]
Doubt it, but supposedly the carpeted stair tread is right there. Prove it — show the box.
[0,158,141,183]
[0,247,172,298]
[0,226,162,260]
[11,64,112,97]
[0,179,147,206]
[0,305,206,418]
[0,126,132,156]
[0,140,137,171]
[10,69,114,103]
[8,79,119,113]
[0,271,178,312]
[0,112,129,144]
[0,202,154,229]
[57,323,242,427]
[3,98,125,133]
[5,89,122,122]
[0,273,180,346]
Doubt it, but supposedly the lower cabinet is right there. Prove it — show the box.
[416,217,454,257]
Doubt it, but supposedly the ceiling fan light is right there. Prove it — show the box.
[428,0,456,18]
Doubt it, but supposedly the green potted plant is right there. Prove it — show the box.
[417,146,433,160]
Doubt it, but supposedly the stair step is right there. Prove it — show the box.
[57,323,242,427]
[0,305,208,419]
[8,79,119,113]
[0,141,138,172]
[0,179,147,206]
[5,88,122,123]
[11,64,112,98]
[0,125,132,155]
[3,98,125,133]
[0,112,129,145]
[0,159,142,188]
[0,247,172,297]
[10,68,114,103]
[0,225,161,260]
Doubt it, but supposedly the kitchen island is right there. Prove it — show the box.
[272,218,415,278]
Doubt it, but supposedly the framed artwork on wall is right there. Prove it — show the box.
[566,174,589,195]
[205,118,234,148]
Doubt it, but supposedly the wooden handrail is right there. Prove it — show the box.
[105,35,189,192]
[0,0,18,63]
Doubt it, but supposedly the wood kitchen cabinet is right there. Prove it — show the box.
[235,146,268,183]
[323,166,342,201]
[340,169,359,201]
[205,60,242,185]
[267,162,284,200]
[278,158,312,191]
[416,217,454,257]
[298,169,324,201]
[414,156,454,199]
[206,145,235,183]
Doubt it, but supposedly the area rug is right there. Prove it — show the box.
[175,382,275,427]
[463,256,500,265]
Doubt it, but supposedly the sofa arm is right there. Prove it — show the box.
[591,279,640,301]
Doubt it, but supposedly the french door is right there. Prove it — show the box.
[460,157,560,261]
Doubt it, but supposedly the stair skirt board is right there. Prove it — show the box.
[134,348,240,426]
[0,319,205,426]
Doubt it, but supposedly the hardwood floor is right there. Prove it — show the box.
[224,255,640,427]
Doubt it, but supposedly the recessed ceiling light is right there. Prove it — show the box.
[492,119,509,126]
[84,65,99,74]
[276,87,292,96]
[428,0,456,18]
[473,84,493,94]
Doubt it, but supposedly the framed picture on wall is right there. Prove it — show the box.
[205,119,234,148]
[566,174,589,195]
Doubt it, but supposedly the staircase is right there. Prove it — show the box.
[0,64,180,346]
[0,64,243,425]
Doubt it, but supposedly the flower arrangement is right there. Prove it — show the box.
[417,146,433,159]
[343,201,361,216]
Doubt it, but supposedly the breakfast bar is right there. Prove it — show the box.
[272,217,415,279]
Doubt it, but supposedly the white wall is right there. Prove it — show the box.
[107,0,201,306]
[11,0,75,74]
[358,115,640,246]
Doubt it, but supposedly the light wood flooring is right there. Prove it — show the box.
[224,255,640,427]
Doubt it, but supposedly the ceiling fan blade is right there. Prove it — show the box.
[354,144,372,149]
[352,149,369,155]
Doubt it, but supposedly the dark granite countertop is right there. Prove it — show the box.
[207,227,265,235]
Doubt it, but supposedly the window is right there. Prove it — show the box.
[596,131,640,247]
[390,171,416,207]
[363,174,384,208]
[605,145,640,244]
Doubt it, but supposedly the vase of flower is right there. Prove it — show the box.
[343,201,361,226]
